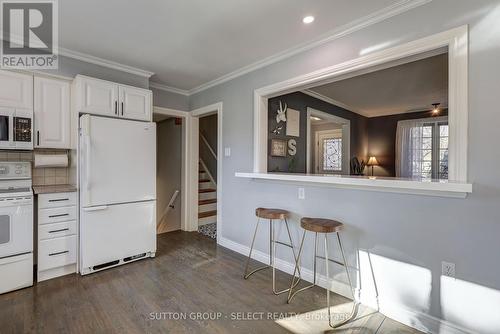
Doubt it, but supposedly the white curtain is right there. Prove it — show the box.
[395,117,447,178]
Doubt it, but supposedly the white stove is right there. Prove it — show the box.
[0,162,33,294]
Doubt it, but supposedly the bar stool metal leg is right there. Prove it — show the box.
[287,231,318,303]
[243,217,269,279]
[272,219,301,295]
[327,232,359,329]
[284,218,302,283]
[244,216,301,296]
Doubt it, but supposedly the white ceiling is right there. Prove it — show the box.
[59,0,401,90]
[309,53,449,117]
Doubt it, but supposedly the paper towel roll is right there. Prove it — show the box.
[34,154,69,168]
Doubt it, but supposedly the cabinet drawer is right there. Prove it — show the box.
[38,192,76,209]
[39,220,76,240]
[39,206,76,225]
[38,235,77,271]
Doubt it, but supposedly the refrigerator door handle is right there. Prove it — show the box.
[85,134,91,191]
[83,205,108,212]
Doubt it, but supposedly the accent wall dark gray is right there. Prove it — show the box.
[267,92,368,173]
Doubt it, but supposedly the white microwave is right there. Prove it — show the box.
[0,107,33,150]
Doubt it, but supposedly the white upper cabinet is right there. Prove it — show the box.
[34,76,71,149]
[0,70,33,109]
[119,86,152,121]
[74,76,119,117]
[73,75,151,121]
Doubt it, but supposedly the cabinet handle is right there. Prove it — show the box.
[49,228,69,233]
[115,101,118,115]
[37,131,40,146]
[48,198,69,202]
[49,250,69,256]
[48,213,69,218]
[121,102,124,116]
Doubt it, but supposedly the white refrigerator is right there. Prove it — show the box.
[79,114,156,275]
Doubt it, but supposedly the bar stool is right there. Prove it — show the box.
[243,208,301,295]
[287,217,358,328]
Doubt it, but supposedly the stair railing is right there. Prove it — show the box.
[159,190,180,223]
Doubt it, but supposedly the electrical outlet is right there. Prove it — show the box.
[298,187,305,200]
[224,147,231,157]
[442,261,455,278]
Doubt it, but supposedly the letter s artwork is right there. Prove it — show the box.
[288,139,296,156]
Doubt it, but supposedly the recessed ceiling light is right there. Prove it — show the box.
[303,16,315,24]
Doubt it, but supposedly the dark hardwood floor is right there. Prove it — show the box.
[0,231,422,333]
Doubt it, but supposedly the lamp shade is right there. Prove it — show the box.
[367,156,379,166]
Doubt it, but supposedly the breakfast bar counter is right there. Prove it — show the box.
[235,172,473,198]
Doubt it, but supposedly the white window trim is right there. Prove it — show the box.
[253,25,468,182]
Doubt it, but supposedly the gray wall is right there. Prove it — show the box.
[189,1,500,332]
[151,87,189,111]
[267,92,367,173]
[156,118,182,233]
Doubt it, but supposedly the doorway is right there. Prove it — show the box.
[189,103,223,241]
[197,114,218,239]
[153,107,188,235]
[307,107,350,174]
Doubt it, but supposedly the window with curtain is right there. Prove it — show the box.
[395,117,449,180]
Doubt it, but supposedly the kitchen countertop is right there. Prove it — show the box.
[32,184,78,195]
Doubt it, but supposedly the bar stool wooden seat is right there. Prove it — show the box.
[255,208,289,220]
[287,217,358,328]
[243,207,301,295]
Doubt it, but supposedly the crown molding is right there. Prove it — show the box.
[302,89,361,114]
[149,81,190,96]
[188,0,433,95]
[59,47,154,78]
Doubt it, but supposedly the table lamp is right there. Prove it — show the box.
[367,156,379,176]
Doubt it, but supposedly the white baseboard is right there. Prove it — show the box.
[217,236,475,334]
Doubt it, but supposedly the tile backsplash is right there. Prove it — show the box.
[0,149,70,186]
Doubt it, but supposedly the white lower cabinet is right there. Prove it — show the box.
[37,192,78,282]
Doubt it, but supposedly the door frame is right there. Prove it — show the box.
[153,106,191,232]
[306,107,350,174]
[189,102,223,239]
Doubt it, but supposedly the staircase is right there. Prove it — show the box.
[198,162,217,229]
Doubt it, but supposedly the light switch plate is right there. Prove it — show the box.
[442,261,455,278]
[224,147,231,157]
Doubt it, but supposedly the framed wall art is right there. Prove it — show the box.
[270,139,287,157]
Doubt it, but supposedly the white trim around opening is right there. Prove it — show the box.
[253,25,469,183]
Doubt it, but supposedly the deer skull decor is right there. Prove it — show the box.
[270,100,288,135]
[276,101,287,123]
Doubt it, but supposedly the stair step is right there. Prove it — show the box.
[199,179,211,183]
[199,188,216,193]
[199,199,217,205]
[199,210,217,219]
